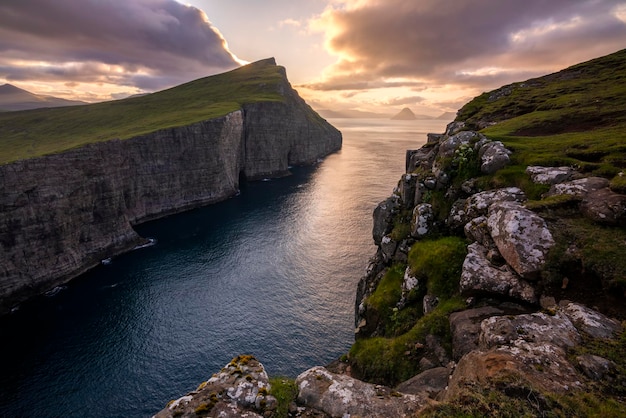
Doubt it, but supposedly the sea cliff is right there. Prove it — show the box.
[0,59,342,315]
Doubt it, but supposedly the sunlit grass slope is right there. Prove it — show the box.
[0,58,285,165]
[456,48,626,179]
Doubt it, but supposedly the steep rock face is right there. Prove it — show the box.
[0,82,342,314]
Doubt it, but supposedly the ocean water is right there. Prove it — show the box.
[0,118,448,417]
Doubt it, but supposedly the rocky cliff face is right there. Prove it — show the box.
[154,117,624,417]
[0,75,341,315]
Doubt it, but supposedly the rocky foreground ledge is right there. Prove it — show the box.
[155,118,626,417]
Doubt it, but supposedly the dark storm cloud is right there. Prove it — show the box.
[314,0,626,91]
[0,0,241,91]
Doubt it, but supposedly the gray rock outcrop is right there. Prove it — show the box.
[154,355,276,418]
[296,366,433,417]
[487,201,554,279]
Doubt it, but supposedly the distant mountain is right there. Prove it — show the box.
[436,111,457,121]
[317,109,392,119]
[0,84,86,111]
[391,107,417,120]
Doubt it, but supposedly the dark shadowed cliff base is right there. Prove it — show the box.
[0,59,342,315]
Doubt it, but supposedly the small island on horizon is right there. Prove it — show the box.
[391,107,417,120]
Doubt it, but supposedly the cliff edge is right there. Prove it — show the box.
[0,59,342,315]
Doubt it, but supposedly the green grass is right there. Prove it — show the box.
[544,217,626,288]
[408,236,468,299]
[269,376,297,418]
[456,48,626,186]
[349,296,466,385]
[0,59,286,165]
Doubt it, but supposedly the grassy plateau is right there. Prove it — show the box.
[0,58,285,165]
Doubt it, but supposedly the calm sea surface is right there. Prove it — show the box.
[0,118,447,417]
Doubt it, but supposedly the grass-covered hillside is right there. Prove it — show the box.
[457,48,626,184]
[0,58,285,165]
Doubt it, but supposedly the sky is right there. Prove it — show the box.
[1,0,626,115]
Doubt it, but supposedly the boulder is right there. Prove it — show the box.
[478,141,511,174]
[576,354,618,381]
[395,367,451,398]
[487,201,554,279]
[479,312,581,350]
[423,294,439,315]
[296,366,433,418]
[411,203,435,238]
[154,355,276,418]
[373,195,400,245]
[438,131,482,159]
[406,146,438,172]
[560,302,622,339]
[445,121,466,136]
[449,306,505,361]
[397,266,419,309]
[443,343,581,402]
[447,187,526,230]
[460,243,537,304]
[547,177,610,198]
[464,216,495,249]
[580,188,626,225]
[526,166,577,185]
[380,235,398,262]
[399,173,418,207]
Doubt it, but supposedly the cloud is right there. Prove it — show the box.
[309,0,626,92]
[0,0,243,98]
[379,96,425,106]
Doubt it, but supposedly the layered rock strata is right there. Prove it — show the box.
[0,73,342,315]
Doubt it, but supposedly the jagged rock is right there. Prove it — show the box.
[576,354,617,381]
[460,178,479,195]
[447,187,526,230]
[380,235,398,262]
[463,216,495,249]
[445,121,466,136]
[580,188,626,225]
[427,133,443,144]
[154,355,276,418]
[460,243,537,304]
[526,166,577,185]
[399,173,418,207]
[560,302,622,339]
[414,181,427,205]
[438,131,482,159]
[411,203,434,238]
[423,294,439,315]
[547,176,610,198]
[372,195,400,245]
[296,366,434,418]
[479,312,581,350]
[423,176,437,189]
[398,267,419,309]
[406,146,438,172]
[395,367,451,398]
[487,201,554,279]
[478,141,511,174]
[449,306,505,361]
